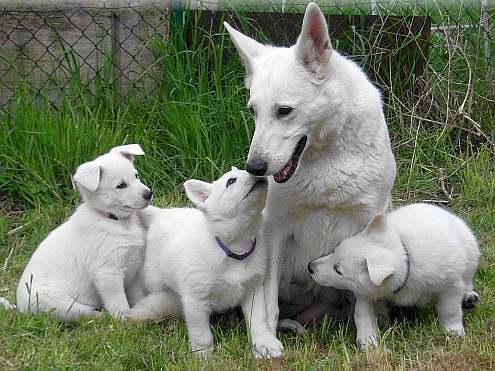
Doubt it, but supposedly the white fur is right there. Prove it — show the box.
[224,2,396,332]
[127,169,283,359]
[309,203,481,348]
[14,144,151,321]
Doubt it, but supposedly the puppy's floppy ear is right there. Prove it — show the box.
[365,214,387,235]
[224,22,266,87]
[110,144,145,162]
[295,2,332,79]
[184,179,213,207]
[73,161,101,192]
[365,253,395,287]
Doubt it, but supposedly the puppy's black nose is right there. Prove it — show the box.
[143,190,153,200]
[307,261,314,274]
[246,159,268,176]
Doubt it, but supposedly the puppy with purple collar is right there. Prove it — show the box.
[127,168,283,359]
[308,203,480,349]
[14,144,152,320]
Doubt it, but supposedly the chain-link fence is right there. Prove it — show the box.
[0,1,493,111]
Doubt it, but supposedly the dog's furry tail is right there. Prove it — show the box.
[0,297,16,310]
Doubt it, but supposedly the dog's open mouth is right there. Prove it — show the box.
[273,136,307,183]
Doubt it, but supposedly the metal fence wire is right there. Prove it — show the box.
[0,1,493,111]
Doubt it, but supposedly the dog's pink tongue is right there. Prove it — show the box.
[274,160,294,182]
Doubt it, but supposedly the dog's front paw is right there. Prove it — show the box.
[252,334,284,359]
[446,325,465,337]
[358,334,379,352]
[191,344,213,358]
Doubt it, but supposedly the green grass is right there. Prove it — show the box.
[1,158,494,369]
[1,4,495,370]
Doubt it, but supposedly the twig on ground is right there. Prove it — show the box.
[438,168,453,202]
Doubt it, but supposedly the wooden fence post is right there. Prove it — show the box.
[481,0,490,74]
[111,2,121,100]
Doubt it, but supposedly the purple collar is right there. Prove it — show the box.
[215,237,256,261]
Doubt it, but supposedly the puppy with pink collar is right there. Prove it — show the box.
[14,145,151,320]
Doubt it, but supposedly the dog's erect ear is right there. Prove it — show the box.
[110,144,145,162]
[224,22,266,87]
[73,161,101,192]
[365,253,395,287]
[365,214,387,235]
[295,2,332,79]
[184,179,213,207]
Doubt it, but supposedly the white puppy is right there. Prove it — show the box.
[127,168,283,359]
[14,144,152,321]
[309,203,480,348]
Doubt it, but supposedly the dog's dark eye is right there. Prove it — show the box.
[135,173,139,179]
[278,106,293,117]
[226,178,237,188]
[334,264,342,275]
[116,182,127,189]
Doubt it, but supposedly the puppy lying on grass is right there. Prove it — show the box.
[308,203,480,349]
[10,144,152,320]
[127,168,283,359]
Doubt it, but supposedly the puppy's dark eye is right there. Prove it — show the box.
[116,182,127,189]
[226,178,237,188]
[333,264,342,275]
[278,106,293,117]
[135,173,139,179]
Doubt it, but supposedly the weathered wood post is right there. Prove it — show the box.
[111,0,121,101]
[481,0,490,75]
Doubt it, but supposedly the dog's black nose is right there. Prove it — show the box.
[143,190,153,200]
[307,261,314,274]
[246,159,267,176]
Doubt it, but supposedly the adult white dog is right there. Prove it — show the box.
[224,2,396,333]
[127,169,283,358]
[12,144,152,320]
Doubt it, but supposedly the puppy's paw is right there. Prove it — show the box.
[462,291,479,309]
[125,307,159,322]
[110,311,128,321]
[446,325,465,337]
[358,335,379,352]
[191,344,213,358]
[252,334,284,359]
[124,308,141,321]
[277,319,305,335]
